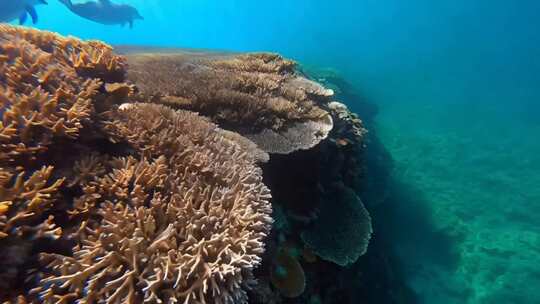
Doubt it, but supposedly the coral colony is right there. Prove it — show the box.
[0,25,372,303]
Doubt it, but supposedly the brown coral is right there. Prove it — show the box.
[117,47,334,154]
[0,25,128,298]
[328,101,367,147]
[37,103,273,304]
[0,166,63,239]
[0,25,126,164]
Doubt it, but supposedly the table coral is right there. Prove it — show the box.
[0,24,382,304]
[301,186,372,267]
[118,47,334,154]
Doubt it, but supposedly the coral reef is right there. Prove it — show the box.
[0,25,127,299]
[301,186,372,266]
[0,25,124,164]
[36,104,272,303]
[0,25,410,304]
[1,26,274,303]
[117,47,334,154]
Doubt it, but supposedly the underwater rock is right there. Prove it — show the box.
[301,186,372,267]
[117,47,334,154]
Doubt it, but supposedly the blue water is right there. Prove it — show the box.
[19,1,540,303]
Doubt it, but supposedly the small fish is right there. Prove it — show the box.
[58,0,143,29]
[0,0,48,25]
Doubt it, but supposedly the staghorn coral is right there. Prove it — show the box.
[37,103,273,304]
[301,186,372,267]
[0,25,387,303]
[0,25,128,300]
[0,25,126,164]
[0,165,64,296]
[0,166,64,239]
[1,295,30,304]
[117,47,334,154]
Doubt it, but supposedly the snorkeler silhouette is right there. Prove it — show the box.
[0,0,47,24]
[58,0,143,28]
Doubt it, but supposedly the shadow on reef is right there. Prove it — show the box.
[378,179,463,273]
[243,67,420,304]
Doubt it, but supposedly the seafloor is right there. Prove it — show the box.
[375,101,540,304]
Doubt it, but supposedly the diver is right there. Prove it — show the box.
[58,0,143,28]
[0,0,47,25]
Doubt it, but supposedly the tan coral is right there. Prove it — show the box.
[0,166,64,239]
[66,153,108,187]
[38,103,273,304]
[218,129,270,163]
[118,47,334,154]
[0,25,126,164]
[0,25,128,299]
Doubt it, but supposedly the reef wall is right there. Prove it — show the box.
[0,25,407,303]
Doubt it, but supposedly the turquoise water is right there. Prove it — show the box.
[17,1,540,303]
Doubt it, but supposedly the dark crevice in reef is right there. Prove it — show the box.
[254,73,419,303]
[302,70,420,304]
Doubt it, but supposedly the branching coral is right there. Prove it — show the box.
[0,166,64,239]
[0,25,126,164]
[37,103,273,304]
[118,48,334,154]
[0,25,378,303]
[0,25,127,299]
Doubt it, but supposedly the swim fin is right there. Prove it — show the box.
[25,6,38,24]
[19,12,28,25]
